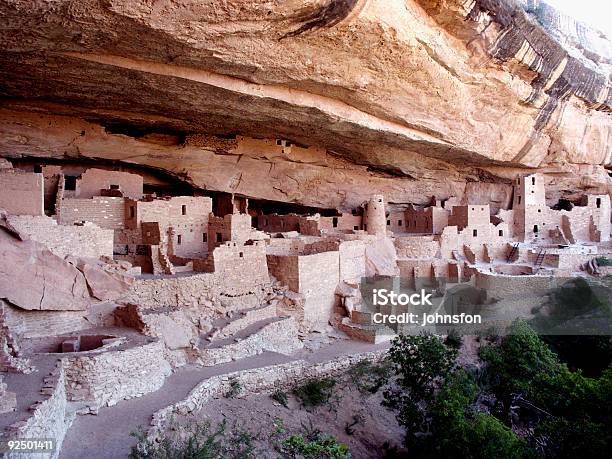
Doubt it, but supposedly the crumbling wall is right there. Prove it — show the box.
[149,350,387,439]
[267,254,300,291]
[4,366,71,459]
[0,169,44,216]
[7,215,113,259]
[61,340,172,410]
[197,317,302,366]
[395,236,440,259]
[74,168,143,199]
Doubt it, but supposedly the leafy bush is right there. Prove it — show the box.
[426,371,534,458]
[596,257,612,266]
[444,329,463,350]
[479,320,559,397]
[224,378,242,398]
[280,431,349,459]
[348,358,393,393]
[129,419,256,459]
[384,333,458,440]
[271,389,289,408]
[293,378,336,408]
[479,320,611,457]
[387,333,458,401]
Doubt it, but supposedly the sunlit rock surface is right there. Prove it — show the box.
[0,0,609,208]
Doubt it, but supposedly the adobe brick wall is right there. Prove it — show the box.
[58,197,126,229]
[7,215,113,259]
[0,169,44,216]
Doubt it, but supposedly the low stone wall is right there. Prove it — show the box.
[149,350,387,439]
[61,340,172,411]
[197,317,303,366]
[210,304,277,341]
[4,366,72,459]
[7,215,113,259]
[122,273,217,309]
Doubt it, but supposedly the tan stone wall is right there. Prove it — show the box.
[75,168,143,199]
[474,271,557,299]
[59,196,126,229]
[267,254,300,291]
[395,236,439,259]
[0,169,44,216]
[211,241,270,295]
[197,317,302,366]
[7,215,113,259]
[339,240,366,283]
[298,251,340,330]
[319,213,362,232]
[123,273,217,309]
[256,213,302,233]
[4,366,71,459]
[61,340,172,410]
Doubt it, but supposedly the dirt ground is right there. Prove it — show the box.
[174,369,405,458]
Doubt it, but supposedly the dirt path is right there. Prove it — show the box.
[60,340,389,458]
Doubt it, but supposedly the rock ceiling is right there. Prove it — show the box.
[0,0,610,210]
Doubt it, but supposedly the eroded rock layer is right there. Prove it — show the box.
[0,0,610,208]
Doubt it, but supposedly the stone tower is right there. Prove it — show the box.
[366,195,386,235]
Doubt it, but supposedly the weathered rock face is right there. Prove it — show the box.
[0,0,609,208]
[0,214,91,311]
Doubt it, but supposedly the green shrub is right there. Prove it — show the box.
[129,419,256,459]
[444,329,463,350]
[348,358,393,393]
[293,378,336,408]
[224,378,242,399]
[280,432,349,459]
[596,257,612,266]
[271,389,289,408]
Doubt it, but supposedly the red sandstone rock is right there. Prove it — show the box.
[0,217,91,311]
[67,257,133,302]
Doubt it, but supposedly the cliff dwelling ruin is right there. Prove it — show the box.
[0,0,610,457]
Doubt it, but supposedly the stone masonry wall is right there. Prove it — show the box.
[197,317,302,366]
[0,169,44,216]
[61,340,172,411]
[75,168,143,200]
[58,197,126,229]
[338,240,366,283]
[7,215,113,259]
[267,254,300,291]
[298,251,340,330]
[4,366,72,459]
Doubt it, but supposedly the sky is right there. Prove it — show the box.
[545,0,612,37]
